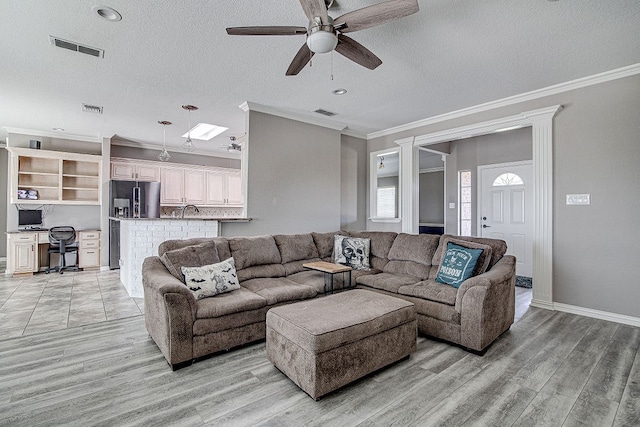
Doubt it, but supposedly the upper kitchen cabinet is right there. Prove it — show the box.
[111,158,160,181]
[9,147,101,205]
[160,167,206,205]
[206,169,242,206]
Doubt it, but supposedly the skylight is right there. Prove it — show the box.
[182,123,228,141]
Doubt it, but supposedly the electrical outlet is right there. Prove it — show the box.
[449,202,456,209]
[566,194,590,205]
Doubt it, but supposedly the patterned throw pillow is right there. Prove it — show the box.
[435,242,483,288]
[181,257,240,299]
[333,235,371,270]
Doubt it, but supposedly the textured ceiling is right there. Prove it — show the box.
[1,0,639,156]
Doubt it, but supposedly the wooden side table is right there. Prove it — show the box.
[302,261,353,294]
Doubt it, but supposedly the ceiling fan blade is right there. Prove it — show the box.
[286,42,315,76]
[299,0,329,24]
[335,34,382,70]
[226,26,307,36]
[334,0,419,33]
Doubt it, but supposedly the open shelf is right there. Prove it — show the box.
[9,147,102,205]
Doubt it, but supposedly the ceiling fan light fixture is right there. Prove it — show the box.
[307,30,338,54]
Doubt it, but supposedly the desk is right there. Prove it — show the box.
[5,229,101,276]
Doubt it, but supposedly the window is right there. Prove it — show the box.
[492,172,523,186]
[459,170,472,236]
[377,186,396,218]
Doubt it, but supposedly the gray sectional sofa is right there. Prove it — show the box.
[142,231,516,369]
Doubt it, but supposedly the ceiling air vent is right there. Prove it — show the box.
[314,108,337,117]
[49,36,104,58]
[82,103,103,114]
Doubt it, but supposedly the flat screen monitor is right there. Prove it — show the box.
[18,209,42,227]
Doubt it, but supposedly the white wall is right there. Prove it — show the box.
[340,134,367,231]
[222,111,342,236]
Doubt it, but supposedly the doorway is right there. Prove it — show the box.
[478,161,533,278]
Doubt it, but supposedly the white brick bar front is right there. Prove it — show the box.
[119,219,220,297]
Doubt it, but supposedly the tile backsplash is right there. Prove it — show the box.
[160,206,244,218]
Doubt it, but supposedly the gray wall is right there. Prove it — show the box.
[0,147,7,258]
[419,171,444,224]
[444,127,532,235]
[222,111,342,237]
[340,134,367,231]
[110,145,241,169]
[367,73,640,318]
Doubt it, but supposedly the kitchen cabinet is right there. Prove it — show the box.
[161,167,209,206]
[206,169,243,206]
[9,148,101,205]
[111,158,160,181]
[78,231,100,269]
[8,232,37,274]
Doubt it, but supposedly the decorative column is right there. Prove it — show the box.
[523,106,562,310]
[396,137,418,234]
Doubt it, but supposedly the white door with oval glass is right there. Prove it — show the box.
[478,161,533,277]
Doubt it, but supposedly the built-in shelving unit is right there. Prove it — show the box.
[8,147,102,205]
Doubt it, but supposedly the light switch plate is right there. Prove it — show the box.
[449,202,456,209]
[566,194,590,205]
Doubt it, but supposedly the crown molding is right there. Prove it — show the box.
[340,128,368,139]
[368,63,640,140]
[3,127,103,143]
[239,101,347,132]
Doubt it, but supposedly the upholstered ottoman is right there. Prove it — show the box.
[266,289,417,399]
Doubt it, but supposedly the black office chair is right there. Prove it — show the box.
[46,226,79,274]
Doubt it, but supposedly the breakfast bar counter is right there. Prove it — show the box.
[112,217,249,297]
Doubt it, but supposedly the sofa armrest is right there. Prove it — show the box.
[454,255,516,312]
[142,256,197,368]
[455,255,516,352]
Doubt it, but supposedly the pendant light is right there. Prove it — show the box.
[158,120,172,162]
[182,105,198,152]
[379,156,385,169]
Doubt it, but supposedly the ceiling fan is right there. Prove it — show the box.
[222,136,242,152]
[226,0,419,75]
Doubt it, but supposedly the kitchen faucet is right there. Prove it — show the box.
[179,204,200,218]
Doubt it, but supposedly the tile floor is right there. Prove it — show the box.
[0,268,144,340]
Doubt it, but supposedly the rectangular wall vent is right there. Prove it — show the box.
[314,108,337,117]
[49,36,104,58]
[82,104,104,114]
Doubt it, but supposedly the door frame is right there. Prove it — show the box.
[477,160,533,277]
[395,105,562,310]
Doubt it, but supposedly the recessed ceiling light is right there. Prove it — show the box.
[52,128,65,132]
[332,88,347,95]
[182,123,229,141]
[93,6,122,22]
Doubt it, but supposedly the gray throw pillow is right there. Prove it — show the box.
[181,257,240,299]
[159,241,220,282]
[333,234,371,270]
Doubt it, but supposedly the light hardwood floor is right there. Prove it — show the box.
[0,286,638,426]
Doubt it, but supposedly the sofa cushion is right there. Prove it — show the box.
[282,258,323,276]
[236,264,286,283]
[398,280,458,306]
[384,233,440,280]
[241,277,317,305]
[334,234,371,270]
[181,258,241,299]
[311,231,340,259]
[348,231,397,271]
[356,272,421,293]
[435,243,484,288]
[430,236,493,280]
[274,233,320,264]
[196,286,267,319]
[159,240,220,282]
[158,237,230,260]
[287,270,327,294]
[432,234,505,270]
[229,235,282,270]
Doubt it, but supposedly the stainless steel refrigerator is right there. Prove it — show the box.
[109,180,161,269]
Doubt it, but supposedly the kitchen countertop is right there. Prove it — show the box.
[108,217,251,222]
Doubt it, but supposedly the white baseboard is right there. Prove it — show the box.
[530,299,554,311]
[553,302,640,328]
